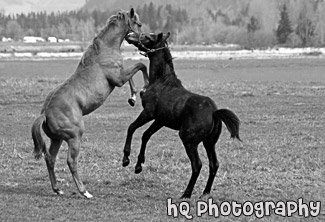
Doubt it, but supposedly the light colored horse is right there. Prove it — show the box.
[31,8,148,198]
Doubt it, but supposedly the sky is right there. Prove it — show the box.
[0,0,85,15]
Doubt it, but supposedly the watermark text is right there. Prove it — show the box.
[166,198,321,219]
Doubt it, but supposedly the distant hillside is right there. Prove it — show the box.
[80,0,325,48]
[82,0,253,19]
[0,0,84,15]
[2,0,324,48]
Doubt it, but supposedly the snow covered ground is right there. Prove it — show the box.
[0,47,325,61]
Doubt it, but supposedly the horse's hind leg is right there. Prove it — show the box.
[201,123,222,197]
[201,142,219,197]
[135,121,163,174]
[66,137,93,198]
[179,140,202,199]
[45,139,63,195]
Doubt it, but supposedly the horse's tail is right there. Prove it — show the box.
[31,115,47,160]
[213,109,241,141]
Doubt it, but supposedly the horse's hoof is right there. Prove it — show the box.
[134,165,142,174]
[128,98,135,107]
[82,190,93,199]
[122,157,130,167]
[180,193,191,199]
[140,90,145,98]
[55,189,64,195]
[199,192,210,199]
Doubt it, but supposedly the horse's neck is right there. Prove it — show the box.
[149,55,166,82]
[148,51,181,86]
[101,23,127,49]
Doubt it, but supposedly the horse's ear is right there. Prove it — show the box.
[92,37,100,54]
[117,11,124,20]
[157,32,163,42]
[163,32,171,41]
[130,8,135,18]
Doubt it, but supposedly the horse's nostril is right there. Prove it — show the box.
[127,32,135,37]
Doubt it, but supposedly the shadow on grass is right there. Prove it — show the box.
[0,184,53,198]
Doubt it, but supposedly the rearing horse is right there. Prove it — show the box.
[123,32,241,198]
[31,8,148,198]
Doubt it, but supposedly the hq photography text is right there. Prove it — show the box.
[166,198,321,219]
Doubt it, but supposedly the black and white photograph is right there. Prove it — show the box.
[0,0,324,221]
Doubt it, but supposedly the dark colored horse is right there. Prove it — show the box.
[122,32,241,198]
[31,9,148,198]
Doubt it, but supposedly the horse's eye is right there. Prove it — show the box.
[145,36,152,41]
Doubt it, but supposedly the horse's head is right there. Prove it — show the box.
[102,8,142,37]
[93,8,142,52]
[126,32,170,55]
[124,8,142,35]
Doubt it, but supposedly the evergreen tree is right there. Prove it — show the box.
[142,4,149,25]
[247,16,259,33]
[246,16,260,48]
[276,5,292,44]
[163,15,175,41]
[156,5,163,31]
[181,9,189,24]
[91,10,100,28]
[6,20,22,40]
[296,16,314,46]
[147,2,157,31]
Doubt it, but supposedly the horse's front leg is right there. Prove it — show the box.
[135,120,163,174]
[121,62,149,106]
[122,110,153,167]
[128,78,137,107]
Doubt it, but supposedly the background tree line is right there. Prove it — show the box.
[0,10,101,41]
[0,3,189,43]
[1,0,325,48]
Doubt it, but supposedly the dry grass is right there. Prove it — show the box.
[0,59,324,221]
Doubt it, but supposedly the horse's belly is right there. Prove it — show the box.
[151,99,184,130]
[81,89,112,115]
[163,121,180,130]
[157,113,181,130]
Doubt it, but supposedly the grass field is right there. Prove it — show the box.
[0,58,324,221]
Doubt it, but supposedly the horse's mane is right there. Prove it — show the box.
[80,10,127,66]
[158,46,183,88]
[96,11,126,39]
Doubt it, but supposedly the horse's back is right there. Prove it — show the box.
[148,86,189,129]
[146,85,216,131]
[158,86,217,115]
